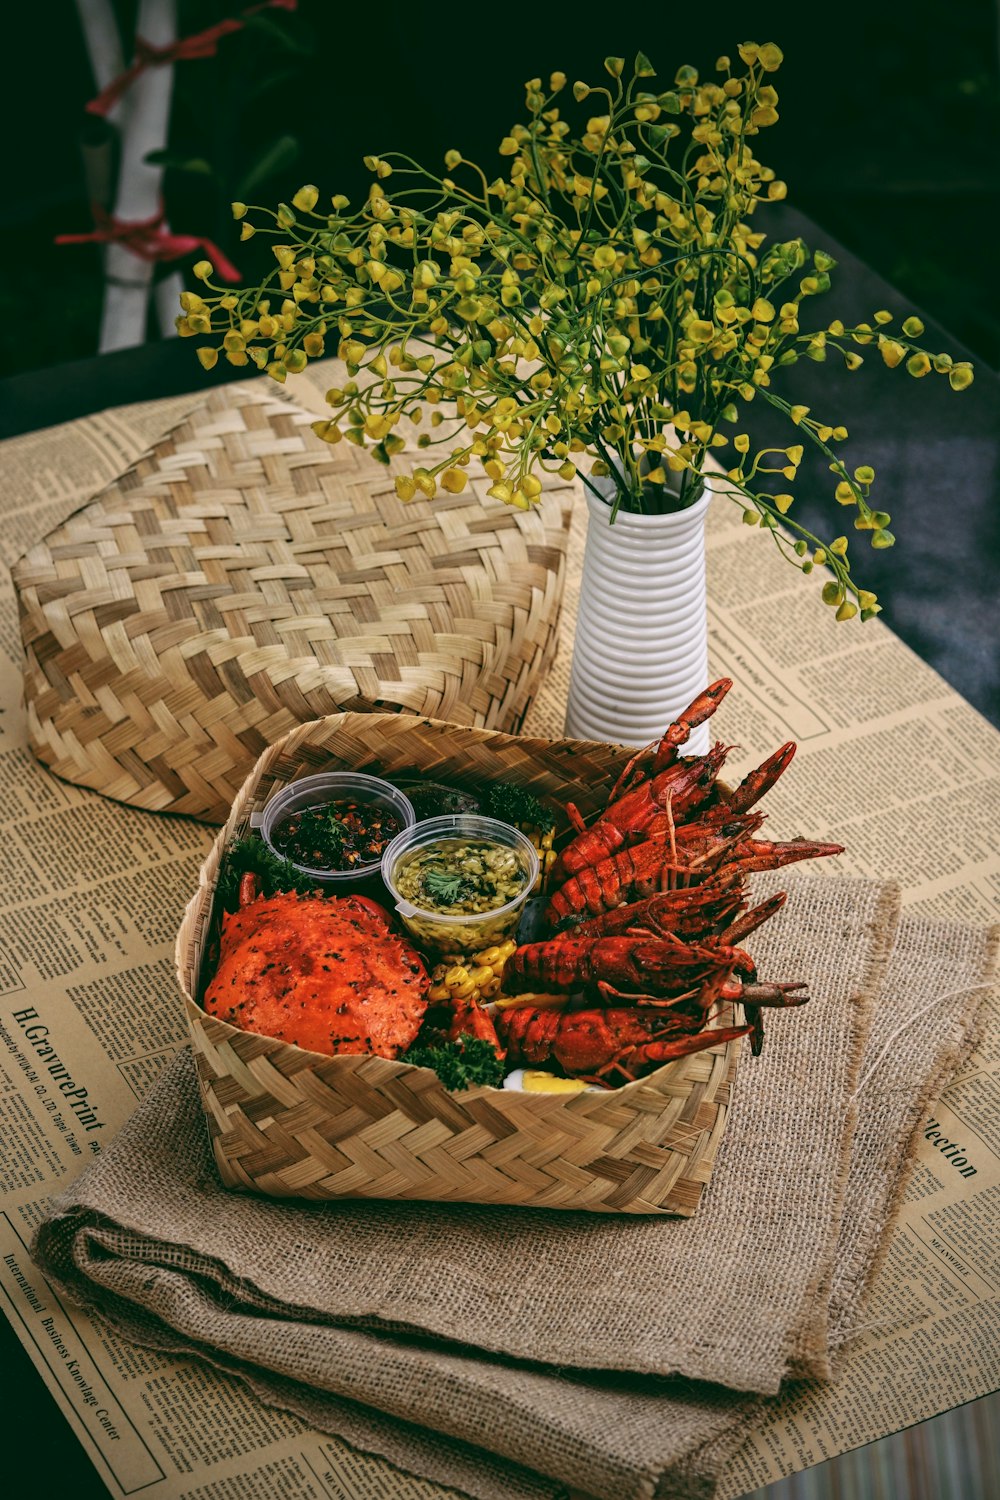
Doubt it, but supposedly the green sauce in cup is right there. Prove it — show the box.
[382,816,539,958]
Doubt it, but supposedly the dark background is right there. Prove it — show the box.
[5,0,999,374]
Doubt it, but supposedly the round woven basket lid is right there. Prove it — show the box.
[14,382,573,822]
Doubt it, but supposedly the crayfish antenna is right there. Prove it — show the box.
[564,800,588,835]
[606,742,658,807]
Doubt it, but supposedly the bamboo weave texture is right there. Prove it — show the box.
[179,712,739,1215]
[14,385,573,822]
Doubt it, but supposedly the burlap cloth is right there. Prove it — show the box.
[33,875,996,1500]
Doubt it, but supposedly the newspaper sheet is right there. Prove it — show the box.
[0,376,997,1500]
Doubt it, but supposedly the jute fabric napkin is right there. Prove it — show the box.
[33,881,996,1500]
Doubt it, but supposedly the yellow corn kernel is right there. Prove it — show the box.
[444,965,470,988]
[540,829,554,850]
[499,939,517,959]
[473,946,502,968]
[468,966,493,988]
[480,976,502,998]
[451,980,478,999]
[428,984,452,1002]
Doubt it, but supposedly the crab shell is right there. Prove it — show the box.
[203,892,430,1059]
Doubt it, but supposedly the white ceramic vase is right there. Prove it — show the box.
[563,477,712,753]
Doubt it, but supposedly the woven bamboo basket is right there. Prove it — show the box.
[177,712,741,1216]
[14,383,572,823]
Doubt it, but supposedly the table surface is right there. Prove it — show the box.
[0,205,997,1500]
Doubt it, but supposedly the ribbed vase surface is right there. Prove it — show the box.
[564,480,711,754]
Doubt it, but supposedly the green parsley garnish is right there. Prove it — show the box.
[483,782,555,832]
[403,1037,505,1090]
[215,835,318,910]
[421,867,468,905]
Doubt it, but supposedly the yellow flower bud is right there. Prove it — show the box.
[835,601,858,621]
[878,337,906,368]
[231,201,248,219]
[192,260,213,282]
[902,315,924,337]
[758,41,784,70]
[292,184,319,212]
[906,352,931,378]
[310,420,342,444]
[196,346,218,370]
[498,136,519,155]
[687,319,715,342]
[773,494,794,513]
[394,475,417,502]
[949,362,974,391]
[360,413,388,439]
[835,481,855,504]
[440,467,468,494]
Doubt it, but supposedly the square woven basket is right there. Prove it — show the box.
[177,712,741,1216]
[14,384,572,823]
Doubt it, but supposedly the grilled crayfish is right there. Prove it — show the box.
[499,928,807,1079]
[546,679,843,926]
[499,1007,755,1085]
[496,679,844,1081]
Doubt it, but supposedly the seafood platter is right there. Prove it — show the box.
[178,681,843,1214]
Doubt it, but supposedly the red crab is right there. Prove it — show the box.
[203,877,431,1060]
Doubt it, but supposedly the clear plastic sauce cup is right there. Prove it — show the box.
[251,772,415,890]
[381,815,539,957]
